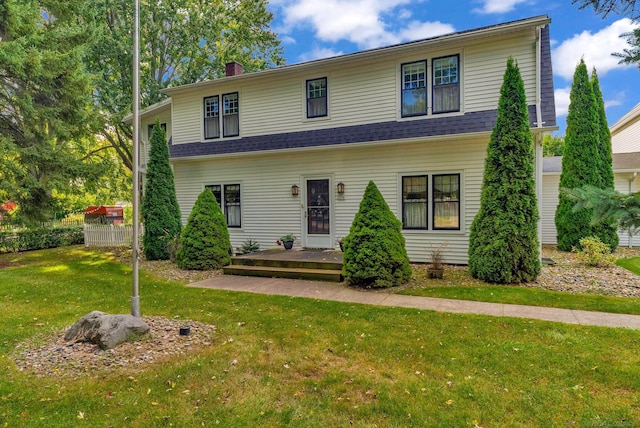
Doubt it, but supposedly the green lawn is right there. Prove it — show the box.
[1,247,639,427]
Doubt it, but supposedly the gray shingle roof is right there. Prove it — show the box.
[544,152,640,173]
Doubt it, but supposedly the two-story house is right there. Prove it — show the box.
[130,15,556,264]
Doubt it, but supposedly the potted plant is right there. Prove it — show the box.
[277,234,296,250]
[428,242,448,279]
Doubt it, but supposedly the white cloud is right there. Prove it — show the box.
[552,18,637,80]
[298,47,345,62]
[473,0,530,14]
[555,87,626,120]
[554,87,571,118]
[273,0,453,50]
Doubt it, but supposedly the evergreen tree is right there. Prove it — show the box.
[142,120,181,260]
[555,59,606,251]
[468,57,540,284]
[0,0,97,224]
[176,189,231,270]
[590,68,619,250]
[342,181,411,288]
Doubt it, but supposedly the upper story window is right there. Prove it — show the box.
[306,77,327,118]
[203,93,239,139]
[433,55,460,114]
[205,183,241,228]
[147,122,167,140]
[401,173,461,231]
[223,92,239,137]
[401,61,427,117]
[204,96,220,139]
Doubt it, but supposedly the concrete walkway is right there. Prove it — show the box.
[188,275,640,330]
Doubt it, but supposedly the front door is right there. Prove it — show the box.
[304,178,332,248]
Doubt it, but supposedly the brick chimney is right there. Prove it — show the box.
[225,61,243,77]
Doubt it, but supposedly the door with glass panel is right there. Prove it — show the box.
[304,179,331,248]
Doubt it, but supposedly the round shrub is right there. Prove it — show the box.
[176,188,231,270]
[342,181,411,288]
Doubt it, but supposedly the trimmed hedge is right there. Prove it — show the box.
[342,180,411,288]
[0,226,84,253]
[176,189,231,270]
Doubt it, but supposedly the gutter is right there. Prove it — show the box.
[628,172,639,248]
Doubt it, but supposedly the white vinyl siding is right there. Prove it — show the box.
[464,33,537,113]
[612,121,640,153]
[140,111,172,172]
[169,29,540,146]
[172,136,486,264]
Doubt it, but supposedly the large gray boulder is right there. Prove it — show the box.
[65,311,150,350]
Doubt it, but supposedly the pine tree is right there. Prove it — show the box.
[142,120,181,260]
[0,0,97,224]
[555,59,605,251]
[468,57,540,284]
[176,189,231,270]
[590,68,619,250]
[342,181,411,288]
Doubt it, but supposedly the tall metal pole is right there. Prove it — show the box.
[131,0,141,317]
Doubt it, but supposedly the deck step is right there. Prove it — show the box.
[223,264,342,282]
[229,256,342,271]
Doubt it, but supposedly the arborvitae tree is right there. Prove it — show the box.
[342,181,411,288]
[555,59,605,251]
[590,68,619,250]
[142,120,181,260]
[468,57,540,284]
[176,189,231,270]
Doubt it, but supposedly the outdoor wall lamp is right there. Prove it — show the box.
[337,182,345,195]
[291,184,299,196]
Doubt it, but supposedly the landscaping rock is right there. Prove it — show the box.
[65,311,150,350]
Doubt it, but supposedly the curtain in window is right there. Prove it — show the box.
[402,176,427,229]
[224,185,241,227]
[307,97,327,117]
[205,117,220,138]
[403,202,427,228]
[434,202,459,228]
[223,114,239,136]
[433,85,459,113]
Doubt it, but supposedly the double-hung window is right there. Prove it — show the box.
[205,184,241,227]
[306,77,327,118]
[204,93,239,139]
[401,173,460,230]
[433,174,460,229]
[204,96,220,139]
[223,93,239,137]
[401,61,427,117]
[402,176,428,229]
[147,122,167,140]
[433,55,460,114]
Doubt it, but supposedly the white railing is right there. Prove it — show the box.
[83,224,142,247]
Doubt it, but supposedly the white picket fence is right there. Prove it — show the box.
[83,224,142,247]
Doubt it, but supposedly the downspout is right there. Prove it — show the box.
[629,172,638,247]
[535,26,544,261]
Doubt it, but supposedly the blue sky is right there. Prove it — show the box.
[267,0,640,135]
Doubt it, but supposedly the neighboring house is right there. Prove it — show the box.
[542,104,640,247]
[128,15,556,264]
[611,103,640,154]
